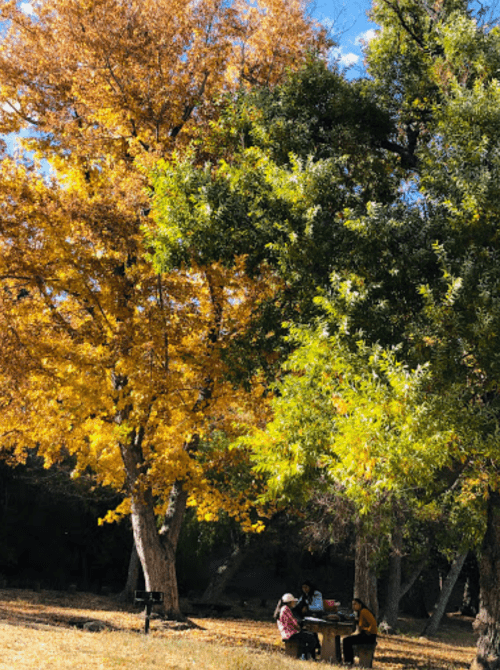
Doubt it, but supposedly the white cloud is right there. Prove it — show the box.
[329,47,360,69]
[20,3,35,15]
[354,29,378,46]
[339,52,360,68]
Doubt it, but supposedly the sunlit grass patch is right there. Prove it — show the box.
[0,589,477,670]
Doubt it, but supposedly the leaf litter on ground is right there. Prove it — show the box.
[0,589,477,670]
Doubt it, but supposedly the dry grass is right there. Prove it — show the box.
[0,589,477,670]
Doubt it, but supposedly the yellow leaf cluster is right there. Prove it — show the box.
[0,0,324,530]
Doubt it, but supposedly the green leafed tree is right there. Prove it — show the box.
[149,60,404,337]
[149,58,456,616]
[366,0,500,660]
[250,318,486,613]
[150,2,500,653]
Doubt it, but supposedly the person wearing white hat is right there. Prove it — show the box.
[274,593,320,660]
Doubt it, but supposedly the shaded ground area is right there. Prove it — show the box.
[0,589,477,669]
[0,589,141,632]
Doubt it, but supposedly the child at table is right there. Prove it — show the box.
[274,593,321,660]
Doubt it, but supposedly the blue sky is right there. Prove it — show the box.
[312,0,377,77]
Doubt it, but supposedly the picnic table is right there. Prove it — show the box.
[302,617,356,663]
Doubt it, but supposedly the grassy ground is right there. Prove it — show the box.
[0,589,477,670]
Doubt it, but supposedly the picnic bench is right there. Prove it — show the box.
[353,640,377,668]
[303,618,356,663]
[283,638,300,657]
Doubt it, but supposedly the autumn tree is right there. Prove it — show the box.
[0,0,327,618]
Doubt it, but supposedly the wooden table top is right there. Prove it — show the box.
[303,618,356,636]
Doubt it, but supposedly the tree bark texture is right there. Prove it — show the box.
[160,479,189,551]
[382,525,403,631]
[201,535,256,603]
[130,494,182,615]
[119,540,141,602]
[421,551,467,637]
[119,425,186,619]
[471,491,500,670]
[354,534,379,618]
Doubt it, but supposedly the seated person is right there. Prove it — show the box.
[294,580,324,617]
[342,598,378,666]
[274,593,321,660]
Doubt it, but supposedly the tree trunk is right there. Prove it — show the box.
[471,490,500,670]
[461,553,480,617]
[130,493,183,617]
[381,520,430,633]
[381,525,403,631]
[201,535,255,603]
[119,539,142,602]
[399,552,431,603]
[119,425,189,620]
[354,534,379,618]
[420,550,467,637]
[160,479,189,556]
[386,551,430,623]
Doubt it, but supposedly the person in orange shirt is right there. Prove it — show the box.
[342,598,377,666]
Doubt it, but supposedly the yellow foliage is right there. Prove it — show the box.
[0,1,325,580]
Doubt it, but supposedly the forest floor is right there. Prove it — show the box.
[0,588,477,670]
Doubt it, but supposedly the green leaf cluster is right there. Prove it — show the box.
[248,324,483,547]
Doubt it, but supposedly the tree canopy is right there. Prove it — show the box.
[149,0,500,648]
[0,0,327,617]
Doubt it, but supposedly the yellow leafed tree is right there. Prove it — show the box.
[0,0,327,616]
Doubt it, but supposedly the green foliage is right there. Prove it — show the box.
[147,60,408,390]
[149,4,500,567]
[148,60,399,283]
[247,323,484,550]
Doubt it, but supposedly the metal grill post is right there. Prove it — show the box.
[134,591,164,634]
